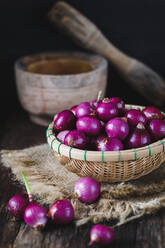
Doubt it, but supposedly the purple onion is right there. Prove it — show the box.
[76,102,95,118]
[64,130,87,149]
[148,119,165,140]
[126,109,147,127]
[74,177,100,203]
[53,110,76,132]
[126,123,151,149]
[109,97,125,115]
[48,200,74,225]
[24,203,48,229]
[97,137,123,151]
[8,193,29,219]
[89,224,115,246]
[70,105,78,116]
[106,117,129,140]
[76,116,101,136]
[96,98,118,122]
[57,130,70,143]
[142,106,163,120]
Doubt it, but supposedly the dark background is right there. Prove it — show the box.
[1,0,165,119]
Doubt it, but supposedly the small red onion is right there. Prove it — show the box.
[8,193,29,219]
[126,109,147,127]
[76,116,101,136]
[126,123,151,149]
[76,102,95,118]
[24,203,48,229]
[89,224,115,246]
[106,117,129,140]
[87,121,105,144]
[97,137,124,151]
[74,177,100,203]
[109,97,125,115]
[96,98,118,122]
[142,106,163,120]
[48,200,74,225]
[148,119,165,140]
[64,130,87,149]
[70,105,78,116]
[54,110,76,132]
[57,130,70,143]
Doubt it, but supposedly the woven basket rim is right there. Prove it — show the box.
[47,104,165,162]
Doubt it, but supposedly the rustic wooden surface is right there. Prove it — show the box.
[1,109,165,248]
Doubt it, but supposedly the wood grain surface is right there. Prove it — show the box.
[0,109,165,248]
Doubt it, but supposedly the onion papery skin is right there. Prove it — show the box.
[24,203,48,229]
[109,97,125,115]
[8,194,29,219]
[90,99,101,109]
[48,200,74,225]
[64,130,87,149]
[126,109,147,127]
[105,117,129,140]
[76,102,95,118]
[148,119,165,140]
[74,177,100,203]
[97,137,124,151]
[57,130,70,143]
[126,123,151,149]
[96,99,118,122]
[89,224,115,246]
[142,106,163,120]
[76,116,101,136]
[90,134,107,150]
[70,105,78,116]
[53,110,76,132]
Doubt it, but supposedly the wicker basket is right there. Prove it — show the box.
[47,104,165,183]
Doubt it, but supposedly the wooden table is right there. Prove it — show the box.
[0,109,165,248]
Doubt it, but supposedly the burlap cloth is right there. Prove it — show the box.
[2,144,165,227]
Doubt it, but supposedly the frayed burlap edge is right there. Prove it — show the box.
[1,144,165,227]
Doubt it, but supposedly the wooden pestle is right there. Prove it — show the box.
[48,1,165,106]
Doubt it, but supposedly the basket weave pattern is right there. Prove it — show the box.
[47,104,165,182]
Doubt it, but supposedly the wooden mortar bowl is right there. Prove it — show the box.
[15,52,108,126]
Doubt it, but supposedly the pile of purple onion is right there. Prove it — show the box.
[8,173,114,246]
[7,97,165,246]
[55,97,165,151]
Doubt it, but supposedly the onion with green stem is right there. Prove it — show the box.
[22,171,48,229]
